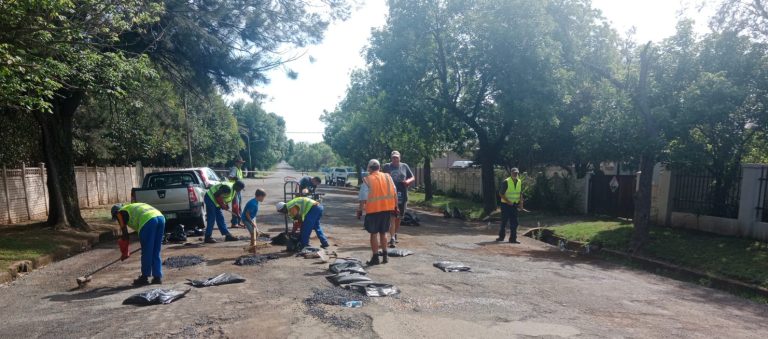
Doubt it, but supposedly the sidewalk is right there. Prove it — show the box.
[0,208,120,284]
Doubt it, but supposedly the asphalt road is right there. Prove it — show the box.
[1,162,767,338]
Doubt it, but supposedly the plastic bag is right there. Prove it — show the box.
[401,211,420,226]
[387,249,414,257]
[433,261,471,272]
[329,261,367,275]
[326,272,372,286]
[123,288,190,305]
[346,282,400,297]
[187,273,246,287]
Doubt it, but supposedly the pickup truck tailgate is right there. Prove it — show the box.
[134,188,190,213]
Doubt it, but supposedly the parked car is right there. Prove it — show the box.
[131,169,209,239]
[450,160,474,168]
[184,167,222,188]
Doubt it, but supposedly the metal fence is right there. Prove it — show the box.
[412,167,507,198]
[672,171,741,219]
[758,166,768,223]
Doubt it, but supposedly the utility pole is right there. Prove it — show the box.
[184,95,193,167]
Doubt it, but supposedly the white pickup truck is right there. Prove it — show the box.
[131,168,221,232]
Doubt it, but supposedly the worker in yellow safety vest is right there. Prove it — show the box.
[228,157,246,229]
[497,167,525,243]
[357,159,399,266]
[276,196,330,250]
[112,203,166,286]
[205,180,245,243]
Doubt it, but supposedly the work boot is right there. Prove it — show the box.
[496,236,504,242]
[388,238,396,248]
[224,234,239,242]
[509,238,520,244]
[366,254,380,266]
[204,237,217,244]
[321,243,330,249]
[382,251,388,264]
[132,275,149,286]
[151,277,162,285]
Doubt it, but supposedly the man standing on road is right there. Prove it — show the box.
[497,168,524,243]
[228,157,246,228]
[204,180,245,243]
[382,150,414,248]
[357,159,398,266]
[112,203,166,286]
[277,196,330,250]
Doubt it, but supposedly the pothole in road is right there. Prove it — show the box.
[163,255,206,269]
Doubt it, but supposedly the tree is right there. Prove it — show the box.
[233,101,289,170]
[367,0,611,214]
[1,1,162,229]
[667,31,768,217]
[288,142,340,171]
[0,0,348,229]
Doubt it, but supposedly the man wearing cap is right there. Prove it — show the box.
[228,157,246,228]
[204,180,245,243]
[497,168,525,243]
[112,203,166,285]
[357,159,398,266]
[382,150,414,248]
[277,196,330,249]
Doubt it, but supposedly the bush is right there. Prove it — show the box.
[524,172,581,214]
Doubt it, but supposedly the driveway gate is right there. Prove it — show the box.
[589,174,635,218]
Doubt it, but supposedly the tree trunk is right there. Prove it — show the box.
[423,156,433,201]
[35,90,90,230]
[629,153,655,252]
[479,151,497,215]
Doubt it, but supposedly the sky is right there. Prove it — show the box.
[230,0,715,144]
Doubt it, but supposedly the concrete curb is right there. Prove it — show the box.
[523,228,768,299]
[3,226,120,284]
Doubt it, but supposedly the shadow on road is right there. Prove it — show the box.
[44,285,139,302]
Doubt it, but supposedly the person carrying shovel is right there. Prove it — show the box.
[204,180,245,243]
[242,188,267,250]
[112,203,166,286]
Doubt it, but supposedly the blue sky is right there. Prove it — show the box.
[229,0,714,143]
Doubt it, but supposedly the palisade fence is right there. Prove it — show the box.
[759,166,768,223]
[0,163,180,225]
[672,171,742,219]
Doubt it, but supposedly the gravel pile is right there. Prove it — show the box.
[234,254,280,266]
[303,287,371,329]
[163,255,206,268]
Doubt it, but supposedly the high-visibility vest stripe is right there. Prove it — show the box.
[364,172,397,214]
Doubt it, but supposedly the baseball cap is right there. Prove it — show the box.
[276,201,286,212]
[391,151,401,157]
[511,167,520,173]
[368,159,380,168]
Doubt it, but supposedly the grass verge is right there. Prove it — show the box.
[0,208,117,270]
[549,221,768,289]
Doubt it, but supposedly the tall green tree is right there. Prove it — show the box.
[233,100,288,170]
[367,0,611,214]
[0,0,348,229]
[1,0,162,229]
